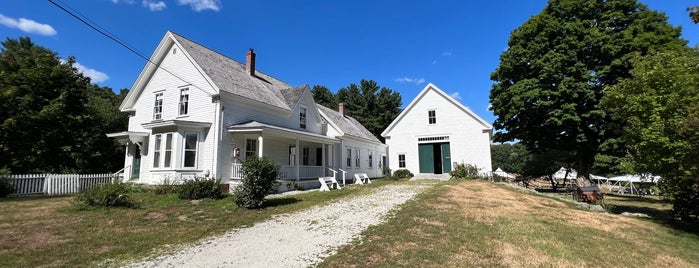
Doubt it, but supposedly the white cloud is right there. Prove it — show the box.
[395,77,426,85]
[432,60,437,65]
[450,92,462,101]
[441,51,452,57]
[74,62,109,83]
[0,14,57,36]
[112,0,136,4]
[143,0,166,11]
[178,0,221,12]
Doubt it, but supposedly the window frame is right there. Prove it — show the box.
[153,93,163,120]
[183,132,199,168]
[428,110,436,124]
[153,134,162,168]
[163,133,173,168]
[368,151,373,168]
[346,148,352,168]
[299,106,307,129]
[398,154,406,168]
[179,87,189,116]
[302,146,309,166]
[355,148,360,168]
[245,138,257,158]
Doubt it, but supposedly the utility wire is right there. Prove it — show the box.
[48,0,210,93]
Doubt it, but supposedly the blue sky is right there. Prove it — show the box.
[2,0,699,124]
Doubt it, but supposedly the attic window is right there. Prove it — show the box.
[428,110,436,124]
[179,87,189,116]
[153,93,163,120]
[172,48,177,54]
[299,107,307,129]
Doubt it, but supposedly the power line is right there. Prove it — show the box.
[48,0,210,93]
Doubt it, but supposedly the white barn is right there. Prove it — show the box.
[381,83,492,176]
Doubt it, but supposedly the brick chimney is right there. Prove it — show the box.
[338,102,345,116]
[246,48,255,76]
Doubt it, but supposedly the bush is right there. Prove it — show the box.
[75,181,140,209]
[178,177,223,200]
[450,163,481,180]
[392,169,414,180]
[154,177,180,195]
[0,177,13,198]
[234,156,279,208]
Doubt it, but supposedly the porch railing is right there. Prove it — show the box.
[232,163,325,180]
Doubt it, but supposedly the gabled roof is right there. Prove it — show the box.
[121,31,294,111]
[318,105,383,144]
[381,83,493,137]
[280,84,309,109]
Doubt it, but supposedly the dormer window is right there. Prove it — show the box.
[153,93,163,120]
[179,87,189,116]
[299,107,307,129]
[428,110,436,124]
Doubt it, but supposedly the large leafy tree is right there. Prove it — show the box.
[490,0,686,179]
[313,79,401,142]
[490,143,530,174]
[0,37,127,174]
[603,48,699,220]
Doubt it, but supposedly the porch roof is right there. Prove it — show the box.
[228,121,339,144]
[106,131,149,145]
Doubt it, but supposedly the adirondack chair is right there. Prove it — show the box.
[354,173,371,184]
[318,176,341,191]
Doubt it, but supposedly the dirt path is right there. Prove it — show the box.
[125,184,429,268]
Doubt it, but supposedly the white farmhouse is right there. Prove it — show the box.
[381,83,492,177]
[107,31,385,190]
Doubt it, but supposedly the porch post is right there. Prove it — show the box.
[295,138,300,182]
[257,135,264,158]
[321,144,326,173]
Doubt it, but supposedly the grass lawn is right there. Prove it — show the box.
[0,179,397,267]
[320,180,699,267]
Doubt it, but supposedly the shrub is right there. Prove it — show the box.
[0,177,13,198]
[450,163,481,180]
[178,177,223,200]
[234,156,279,208]
[154,177,180,195]
[75,181,140,209]
[392,169,414,180]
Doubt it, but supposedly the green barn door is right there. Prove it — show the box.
[418,144,434,173]
[441,143,451,173]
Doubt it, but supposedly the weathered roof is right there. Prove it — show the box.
[170,32,293,110]
[318,105,382,144]
[281,84,309,109]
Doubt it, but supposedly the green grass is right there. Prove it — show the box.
[0,179,397,267]
[319,180,699,267]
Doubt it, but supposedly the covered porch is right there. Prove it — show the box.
[228,121,339,182]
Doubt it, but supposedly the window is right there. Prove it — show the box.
[346,148,352,167]
[164,133,172,168]
[302,147,309,166]
[179,88,189,116]
[245,139,257,158]
[183,133,198,168]
[153,134,162,167]
[299,107,307,129]
[153,93,163,120]
[398,154,406,168]
[368,152,373,168]
[355,149,360,168]
[428,110,436,124]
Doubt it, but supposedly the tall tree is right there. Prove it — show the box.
[316,79,401,142]
[490,0,686,179]
[490,143,530,174]
[311,85,336,109]
[0,37,127,173]
[602,48,699,220]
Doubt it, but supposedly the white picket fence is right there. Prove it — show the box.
[5,173,119,196]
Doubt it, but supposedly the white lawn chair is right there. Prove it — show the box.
[354,173,371,184]
[318,176,341,191]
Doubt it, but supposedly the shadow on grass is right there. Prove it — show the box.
[260,197,300,208]
[604,194,699,235]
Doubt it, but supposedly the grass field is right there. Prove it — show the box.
[1,179,697,267]
[320,180,699,267]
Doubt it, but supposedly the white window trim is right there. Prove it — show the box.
[398,153,406,168]
[183,132,199,169]
[299,106,308,129]
[346,147,352,168]
[153,93,163,120]
[355,148,360,168]
[153,134,162,168]
[428,109,436,125]
[178,87,190,117]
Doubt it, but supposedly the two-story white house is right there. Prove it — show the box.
[107,31,385,189]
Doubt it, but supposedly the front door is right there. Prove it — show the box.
[131,145,141,179]
[418,142,451,174]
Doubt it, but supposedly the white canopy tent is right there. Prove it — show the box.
[493,168,516,179]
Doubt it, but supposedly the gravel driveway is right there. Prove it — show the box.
[126,183,429,268]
